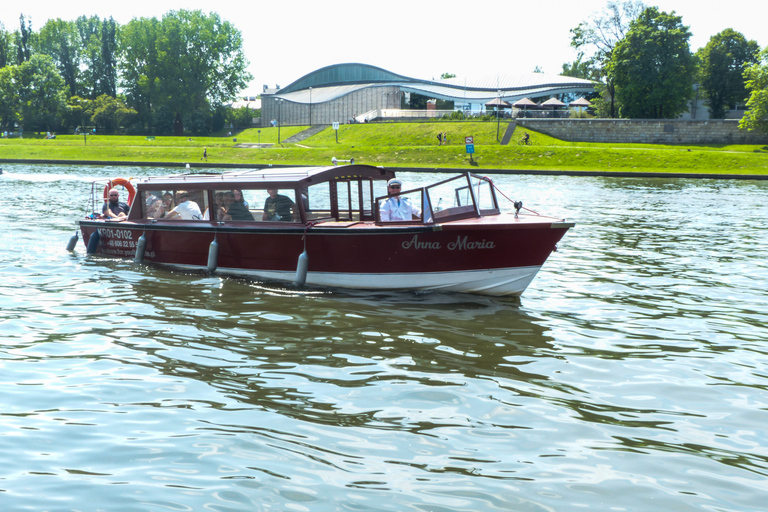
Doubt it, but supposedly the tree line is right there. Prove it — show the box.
[2,4,766,137]
[0,10,253,136]
[563,1,766,132]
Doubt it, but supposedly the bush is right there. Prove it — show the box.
[569,109,593,119]
[226,105,255,129]
[442,111,466,120]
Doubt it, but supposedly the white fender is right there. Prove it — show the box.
[295,250,309,286]
[207,237,219,273]
[134,232,147,263]
[86,230,100,255]
[66,231,79,251]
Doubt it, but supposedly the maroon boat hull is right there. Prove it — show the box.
[78,166,574,295]
[80,218,569,295]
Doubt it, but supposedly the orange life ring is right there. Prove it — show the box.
[104,178,136,206]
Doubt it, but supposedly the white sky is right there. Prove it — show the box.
[2,0,765,97]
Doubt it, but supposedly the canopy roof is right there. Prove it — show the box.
[541,98,565,107]
[569,97,593,107]
[485,98,512,108]
[138,165,394,191]
[267,63,596,105]
[513,98,537,107]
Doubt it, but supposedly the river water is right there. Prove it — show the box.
[1,163,767,512]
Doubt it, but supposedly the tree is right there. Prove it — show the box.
[91,94,137,134]
[610,7,696,118]
[15,54,68,131]
[99,18,118,97]
[64,96,94,132]
[570,1,646,117]
[561,55,601,115]
[0,65,20,130]
[120,16,161,132]
[697,29,760,119]
[226,105,255,129]
[75,15,101,98]
[561,54,600,81]
[0,23,13,67]
[73,16,120,99]
[440,72,456,80]
[36,19,81,97]
[739,46,768,134]
[15,14,33,63]
[120,10,252,135]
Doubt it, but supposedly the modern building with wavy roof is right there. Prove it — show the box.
[260,63,595,126]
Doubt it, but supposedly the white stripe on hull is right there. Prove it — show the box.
[207,265,542,297]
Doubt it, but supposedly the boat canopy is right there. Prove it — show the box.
[111,164,502,226]
[137,164,395,191]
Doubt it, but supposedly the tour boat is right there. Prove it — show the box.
[74,164,574,296]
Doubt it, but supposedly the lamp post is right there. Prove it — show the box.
[309,87,312,126]
[277,98,284,144]
[496,90,501,142]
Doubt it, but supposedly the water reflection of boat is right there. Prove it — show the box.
[76,164,573,296]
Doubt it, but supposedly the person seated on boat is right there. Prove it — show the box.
[163,191,203,220]
[233,189,249,208]
[223,191,254,221]
[263,189,295,221]
[203,192,227,220]
[380,178,421,222]
[157,192,174,218]
[102,188,130,219]
[145,194,163,218]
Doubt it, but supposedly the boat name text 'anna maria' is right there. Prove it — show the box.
[402,235,496,251]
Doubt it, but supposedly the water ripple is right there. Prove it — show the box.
[2,165,768,511]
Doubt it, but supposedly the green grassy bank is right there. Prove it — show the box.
[2,122,766,175]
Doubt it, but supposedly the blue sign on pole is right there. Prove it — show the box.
[465,143,475,154]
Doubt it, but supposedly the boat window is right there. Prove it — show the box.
[358,179,384,220]
[360,180,379,220]
[425,176,474,216]
[210,189,256,221]
[376,187,425,223]
[422,174,498,221]
[304,179,382,222]
[305,183,334,222]
[336,181,362,221]
[468,175,498,213]
[212,188,299,222]
[142,191,165,219]
[140,189,208,220]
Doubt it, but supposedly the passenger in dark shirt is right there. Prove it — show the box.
[223,191,254,221]
[263,189,295,221]
[103,188,130,219]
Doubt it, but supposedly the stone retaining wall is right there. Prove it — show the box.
[516,119,767,145]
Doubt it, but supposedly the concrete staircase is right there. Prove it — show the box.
[500,121,517,145]
[281,124,328,144]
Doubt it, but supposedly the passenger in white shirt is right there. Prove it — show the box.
[380,178,421,221]
[164,191,202,220]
